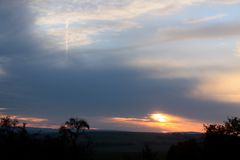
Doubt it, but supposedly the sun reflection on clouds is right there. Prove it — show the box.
[110,112,204,132]
[191,72,240,103]
[149,113,167,122]
[235,43,240,56]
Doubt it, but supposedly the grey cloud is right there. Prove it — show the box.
[0,0,240,130]
[158,22,240,42]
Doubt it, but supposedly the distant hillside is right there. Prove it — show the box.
[26,127,202,152]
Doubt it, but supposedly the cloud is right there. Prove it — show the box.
[0,115,48,123]
[30,0,238,25]
[25,123,59,129]
[0,108,7,111]
[47,21,141,49]
[0,114,49,128]
[209,0,240,4]
[15,116,48,123]
[0,67,6,76]
[235,43,240,56]
[126,57,227,79]
[23,0,240,50]
[1,0,240,132]
[30,0,197,25]
[108,112,204,132]
[191,72,240,103]
[30,0,228,50]
[157,22,240,42]
[184,14,226,24]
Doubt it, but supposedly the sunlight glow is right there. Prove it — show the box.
[150,113,167,122]
[109,112,204,132]
[192,72,240,103]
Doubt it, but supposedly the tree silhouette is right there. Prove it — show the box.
[65,118,90,133]
[0,116,20,136]
[0,116,19,128]
[141,144,158,160]
[203,117,240,159]
[167,139,202,160]
[167,117,240,160]
[0,115,94,159]
[59,118,90,146]
[204,117,240,136]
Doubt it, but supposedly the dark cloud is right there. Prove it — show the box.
[0,0,240,131]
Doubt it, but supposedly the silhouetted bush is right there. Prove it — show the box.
[167,139,202,160]
[141,144,158,160]
[0,116,93,160]
[167,117,240,160]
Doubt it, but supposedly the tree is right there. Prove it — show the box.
[59,118,90,145]
[167,117,240,160]
[65,118,90,134]
[141,144,158,160]
[0,116,19,128]
[0,116,20,136]
[167,139,202,160]
[203,117,240,159]
[204,117,240,136]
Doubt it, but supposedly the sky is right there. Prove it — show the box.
[0,0,240,132]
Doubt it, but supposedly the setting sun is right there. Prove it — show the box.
[150,113,167,122]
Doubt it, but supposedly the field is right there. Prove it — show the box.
[76,130,201,160]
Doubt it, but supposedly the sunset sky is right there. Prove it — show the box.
[0,0,240,132]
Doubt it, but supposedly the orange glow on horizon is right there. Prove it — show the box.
[110,112,204,132]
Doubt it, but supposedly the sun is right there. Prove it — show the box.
[150,113,167,122]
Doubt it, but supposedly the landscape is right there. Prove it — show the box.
[0,0,240,159]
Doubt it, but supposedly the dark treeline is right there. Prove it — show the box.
[0,116,93,160]
[0,116,240,160]
[167,117,240,160]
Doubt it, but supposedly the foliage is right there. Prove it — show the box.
[141,144,158,160]
[167,139,202,160]
[0,115,19,127]
[204,117,240,136]
[59,118,90,147]
[167,117,240,160]
[0,116,92,160]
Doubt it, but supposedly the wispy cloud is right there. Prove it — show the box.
[25,123,59,129]
[29,0,236,50]
[30,0,238,25]
[127,57,227,79]
[15,117,48,123]
[157,22,240,42]
[30,0,198,25]
[0,114,59,128]
[47,21,141,48]
[0,114,48,123]
[209,0,240,4]
[184,14,226,24]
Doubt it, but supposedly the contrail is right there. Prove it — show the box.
[65,20,69,58]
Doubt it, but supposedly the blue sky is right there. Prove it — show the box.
[0,0,240,132]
